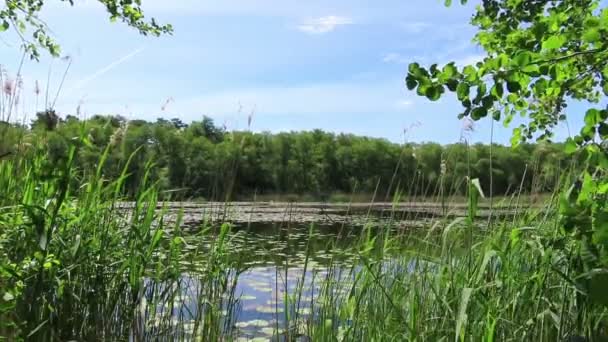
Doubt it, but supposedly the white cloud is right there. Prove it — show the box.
[382,53,410,64]
[297,16,353,34]
[395,100,413,108]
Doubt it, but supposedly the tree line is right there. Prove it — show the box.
[0,112,570,201]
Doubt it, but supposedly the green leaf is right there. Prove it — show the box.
[593,211,608,247]
[445,0,452,6]
[513,51,531,67]
[0,20,8,32]
[584,17,601,28]
[583,28,601,43]
[491,82,503,99]
[507,81,521,93]
[511,127,522,147]
[406,75,418,90]
[471,107,488,120]
[542,35,566,50]
[463,66,478,82]
[457,83,470,101]
[455,288,473,342]
[584,109,600,127]
[425,85,443,101]
[408,63,421,75]
[17,20,26,33]
[71,234,81,257]
[564,138,578,154]
[151,229,164,250]
[441,63,458,81]
[598,122,608,138]
[491,109,500,121]
[444,63,457,76]
[446,79,459,91]
[482,96,494,109]
[521,64,540,75]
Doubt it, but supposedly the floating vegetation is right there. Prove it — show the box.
[260,327,277,336]
[297,307,312,315]
[239,295,258,301]
[235,320,272,328]
[256,305,284,314]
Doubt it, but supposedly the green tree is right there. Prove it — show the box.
[406,0,608,305]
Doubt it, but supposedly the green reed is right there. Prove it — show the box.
[1,133,606,341]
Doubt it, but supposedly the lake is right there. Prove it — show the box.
[130,201,512,341]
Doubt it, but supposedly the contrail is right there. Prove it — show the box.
[65,46,145,94]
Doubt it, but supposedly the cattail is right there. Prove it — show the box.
[14,76,23,105]
[110,121,129,147]
[41,109,59,131]
[161,97,174,112]
[460,117,475,142]
[247,106,255,130]
[462,117,475,133]
[3,78,13,96]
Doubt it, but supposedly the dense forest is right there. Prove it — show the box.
[0,112,569,200]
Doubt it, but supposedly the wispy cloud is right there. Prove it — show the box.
[395,99,413,108]
[297,16,353,34]
[65,47,145,95]
[382,53,410,64]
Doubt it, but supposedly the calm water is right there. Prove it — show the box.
[136,220,389,341]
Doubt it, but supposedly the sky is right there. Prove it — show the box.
[0,0,588,144]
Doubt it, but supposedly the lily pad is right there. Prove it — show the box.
[256,305,284,314]
[235,319,271,328]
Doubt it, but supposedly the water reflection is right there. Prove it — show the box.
[133,222,370,341]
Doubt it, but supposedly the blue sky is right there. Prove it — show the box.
[1,0,587,144]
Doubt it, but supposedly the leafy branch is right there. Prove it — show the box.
[1,0,173,59]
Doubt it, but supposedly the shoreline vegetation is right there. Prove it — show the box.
[1,113,567,201]
[1,145,602,341]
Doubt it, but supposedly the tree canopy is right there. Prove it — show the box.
[0,114,569,201]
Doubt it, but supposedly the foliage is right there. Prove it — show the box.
[0,0,172,59]
[406,0,608,308]
[0,136,237,340]
[0,115,571,200]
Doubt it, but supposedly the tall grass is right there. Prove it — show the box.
[0,136,240,340]
[1,131,606,341]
